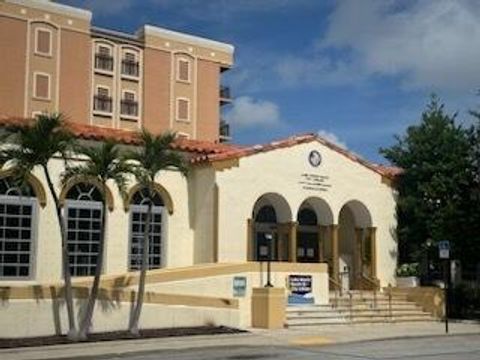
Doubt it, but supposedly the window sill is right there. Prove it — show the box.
[94,68,114,77]
[120,114,139,122]
[175,118,191,123]
[32,96,51,102]
[93,110,113,118]
[176,79,192,85]
[34,51,53,59]
[121,74,140,82]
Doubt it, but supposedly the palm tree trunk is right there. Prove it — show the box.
[129,190,153,335]
[78,183,107,339]
[42,165,78,340]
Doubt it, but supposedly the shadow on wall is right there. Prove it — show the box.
[0,285,126,335]
[389,225,399,281]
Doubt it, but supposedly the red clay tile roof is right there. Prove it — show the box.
[191,132,402,180]
[0,116,401,179]
[0,116,240,156]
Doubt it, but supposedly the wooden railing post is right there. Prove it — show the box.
[330,224,339,283]
[289,221,298,263]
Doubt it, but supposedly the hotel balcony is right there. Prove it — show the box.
[94,53,114,72]
[93,95,113,114]
[220,85,232,105]
[219,119,231,142]
[121,60,139,78]
[120,99,139,117]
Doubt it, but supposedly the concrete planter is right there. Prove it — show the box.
[396,276,420,288]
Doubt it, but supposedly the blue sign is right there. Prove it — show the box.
[233,276,247,297]
[288,275,314,304]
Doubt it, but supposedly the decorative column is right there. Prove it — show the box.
[289,221,298,263]
[247,218,253,261]
[330,224,339,282]
[368,227,377,278]
[355,228,364,282]
[318,225,327,262]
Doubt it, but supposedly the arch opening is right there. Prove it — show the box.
[338,200,374,290]
[250,193,292,262]
[296,197,334,264]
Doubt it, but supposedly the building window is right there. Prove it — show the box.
[177,58,190,82]
[65,183,103,277]
[33,73,50,100]
[120,91,138,117]
[122,52,139,77]
[93,86,112,113]
[35,28,52,56]
[0,177,37,279]
[176,98,190,121]
[95,45,114,72]
[129,188,164,271]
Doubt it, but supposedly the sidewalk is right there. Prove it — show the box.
[1,321,479,360]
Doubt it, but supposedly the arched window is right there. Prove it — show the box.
[129,187,165,271]
[298,208,317,226]
[0,177,37,279]
[65,183,103,277]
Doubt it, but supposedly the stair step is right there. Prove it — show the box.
[287,311,431,320]
[287,317,436,327]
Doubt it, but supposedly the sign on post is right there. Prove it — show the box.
[288,275,314,304]
[438,241,450,259]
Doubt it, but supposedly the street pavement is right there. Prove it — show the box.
[1,321,479,360]
[88,334,480,359]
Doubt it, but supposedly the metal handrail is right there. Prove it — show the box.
[348,291,353,323]
[387,284,393,322]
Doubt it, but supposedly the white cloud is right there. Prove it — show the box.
[266,0,480,93]
[317,129,347,149]
[224,96,280,128]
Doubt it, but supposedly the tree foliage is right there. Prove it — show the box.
[380,96,478,269]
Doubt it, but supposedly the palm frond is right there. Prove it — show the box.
[62,139,135,198]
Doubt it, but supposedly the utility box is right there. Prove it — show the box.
[251,287,286,329]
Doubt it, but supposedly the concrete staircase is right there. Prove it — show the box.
[286,290,436,327]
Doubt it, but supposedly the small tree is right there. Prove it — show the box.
[0,114,79,339]
[62,140,133,339]
[380,96,472,270]
[126,130,188,335]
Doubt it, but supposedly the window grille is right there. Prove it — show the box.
[0,178,36,279]
[65,183,103,277]
[129,188,164,271]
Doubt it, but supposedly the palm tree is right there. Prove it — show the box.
[0,114,79,339]
[62,140,133,339]
[126,130,188,335]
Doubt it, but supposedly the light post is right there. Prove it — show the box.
[264,233,273,287]
[426,238,432,284]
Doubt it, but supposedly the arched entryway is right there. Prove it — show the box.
[338,200,377,290]
[249,193,292,262]
[296,198,334,263]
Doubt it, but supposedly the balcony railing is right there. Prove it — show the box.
[120,100,138,117]
[219,119,231,142]
[220,86,231,101]
[93,96,112,113]
[95,53,114,72]
[121,60,139,77]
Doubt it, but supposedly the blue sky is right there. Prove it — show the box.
[60,0,480,163]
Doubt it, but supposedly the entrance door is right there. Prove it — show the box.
[255,227,278,261]
[297,231,319,262]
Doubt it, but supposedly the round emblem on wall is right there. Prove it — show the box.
[308,150,322,167]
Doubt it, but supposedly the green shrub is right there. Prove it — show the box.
[396,263,420,277]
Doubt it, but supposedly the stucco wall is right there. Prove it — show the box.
[215,141,398,287]
[0,299,239,338]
